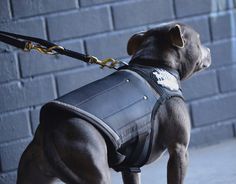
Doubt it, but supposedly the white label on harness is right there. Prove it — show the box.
[152,69,179,91]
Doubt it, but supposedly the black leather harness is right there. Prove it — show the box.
[40,65,183,172]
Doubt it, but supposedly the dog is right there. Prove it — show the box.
[17,23,211,184]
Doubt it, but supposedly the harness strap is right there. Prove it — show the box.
[122,64,183,100]
[0,31,125,69]
[116,130,150,172]
[113,65,183,172]
[128,132,150,165]
[121,65,168,98]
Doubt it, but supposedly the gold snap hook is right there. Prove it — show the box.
[23,41,64,55]
[88,56,119,69]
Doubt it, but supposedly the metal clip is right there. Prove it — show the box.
[24,41,64,55]
[88,56,119,69]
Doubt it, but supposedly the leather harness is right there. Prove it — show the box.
[40,64,183,173]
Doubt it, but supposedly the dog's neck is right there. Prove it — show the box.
[129,58,180,80]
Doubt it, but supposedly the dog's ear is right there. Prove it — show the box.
[169,24,185,48]
[127,32,145,55]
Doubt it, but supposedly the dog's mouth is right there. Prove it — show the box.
[195,46,211,72]
[195,60,211,72]
[202,60,211,68]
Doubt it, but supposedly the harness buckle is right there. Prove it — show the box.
[24,41,64,55]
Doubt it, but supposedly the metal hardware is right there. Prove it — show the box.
[23,42,120,69]
[0,31,127,70]
[88,56,119,69]
[24,41,64,55]
[143,96,148,100]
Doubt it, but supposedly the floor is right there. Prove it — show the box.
[55,138,236,183]
[111,138,236,184]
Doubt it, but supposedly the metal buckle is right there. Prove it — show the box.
[88,56,119,69]
[24,41,64,55]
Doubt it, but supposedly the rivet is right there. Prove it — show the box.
[143,96,148,100]
[126,79,130,82]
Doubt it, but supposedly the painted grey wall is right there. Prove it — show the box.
[0,0,236,183]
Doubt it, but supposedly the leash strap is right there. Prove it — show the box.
[0,31,124,69]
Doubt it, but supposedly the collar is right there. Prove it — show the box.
[122,64,181,91]
[128,63,180,79]
[128,58,180,80]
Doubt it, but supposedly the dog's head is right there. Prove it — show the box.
[127,23,211,80]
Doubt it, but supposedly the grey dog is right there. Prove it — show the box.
[17,23,211,184]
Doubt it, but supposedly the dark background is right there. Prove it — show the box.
[0,0,236,183]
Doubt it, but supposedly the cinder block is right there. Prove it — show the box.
[0,171,17,184]
[11,0,77,18]
[216,0,232,11]
[19,40,84,77]
[174,0,212,18]
[182,70,219,101]
[30,107,41,134]
[85,29,142,59]
[0,111,31,143]
[0,53,18,83]
[207,0,232,12]
[209,39,236,68]
[47,7,112,41]
[191,93,236,126]
[210,12,232,41]
[190,122,234,147]
[182,16,211,43]
[0,76,56,113]
[0,138,31,172]
[219,66,236,92]
[80,0,116,6]
[112,0,174,29]
[0,0,11,22]
[0,18,46,39]
[56,66,113,96]
[60,39,85,52]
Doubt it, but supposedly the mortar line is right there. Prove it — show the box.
[8,0,14,19]
[172,0,177,19]
[108,5,115,31]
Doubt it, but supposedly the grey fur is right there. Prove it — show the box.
[17,23,211,184]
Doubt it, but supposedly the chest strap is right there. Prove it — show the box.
[115,65,183,173]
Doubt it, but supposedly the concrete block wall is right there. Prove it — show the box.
[0,0,235,183]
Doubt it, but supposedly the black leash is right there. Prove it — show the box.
[0,31,127,69]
